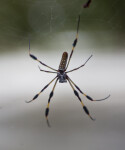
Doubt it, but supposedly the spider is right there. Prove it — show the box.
[26,15,110,126]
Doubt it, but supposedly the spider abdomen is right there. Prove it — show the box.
[59,52,68,71]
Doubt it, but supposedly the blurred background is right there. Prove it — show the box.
[0,0,125,150]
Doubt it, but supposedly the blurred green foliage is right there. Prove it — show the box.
[0,0,124,52]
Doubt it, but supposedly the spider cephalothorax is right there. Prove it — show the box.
[26,15,110,127]
[57,71,67,83]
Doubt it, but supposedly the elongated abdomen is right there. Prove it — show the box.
[59,52,68,71]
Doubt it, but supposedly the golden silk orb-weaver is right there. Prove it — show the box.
[26,15,110,127]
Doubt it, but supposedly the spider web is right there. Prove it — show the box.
[27,0,124,50]
[28,0,123,35]
[28,0,66,37]
[0,0,124,51]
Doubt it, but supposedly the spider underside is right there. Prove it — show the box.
[27,15,110,127]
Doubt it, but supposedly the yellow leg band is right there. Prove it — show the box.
[83,94,87,97]
[81,101,84,107]
[47,103,50,108]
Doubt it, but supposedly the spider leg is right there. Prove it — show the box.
[38,66,57,73]
[45,78,58,127]
[67,76,110,101]
[26,76,57,103]
[66,55,93,73]
[29,40,57,71]
[83,0,92,8]
[66,15,80,70]
[67,77,95,120]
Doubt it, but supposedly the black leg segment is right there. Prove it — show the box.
[26,76,57,103]
[67,78,95,120]
[45,78,58,127]
[29,40,57,71]
[68,76,110,101]
[66,15,80,70]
